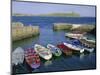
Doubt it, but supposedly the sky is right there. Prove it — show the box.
[12,1,96,17]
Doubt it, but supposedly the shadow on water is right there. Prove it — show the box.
[12,36,39,50]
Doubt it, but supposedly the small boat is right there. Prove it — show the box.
[63,42,84,53]
[34,44,52,60]
[57,43,72,55]
[12,47,24,65]
[47,44,62,56]
[79,37,96,48]
[68,39,94,53]
[81,37,95,43]
[65,32,84,39]
[25,48,40,69]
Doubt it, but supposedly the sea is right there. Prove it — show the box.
[12,16,96,74]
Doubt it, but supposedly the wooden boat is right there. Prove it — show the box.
[47,44,62,56]
[12,47,24,65]
[79,37,96,48]
[65,32,84,39]
[34,44,52,60]
[57,43,72,55]
[24,48,40,69]
[63,42,84,53]
[82,37,95,43]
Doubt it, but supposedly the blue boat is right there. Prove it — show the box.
[66,39,94,53]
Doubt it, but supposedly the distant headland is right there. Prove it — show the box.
[12,12,80,17]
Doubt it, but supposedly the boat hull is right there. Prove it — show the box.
[79,38,96,48]
[47,44,62,56]
[65,33,83,39]
[34,44,52,60]
[63,42,84,53]
[25,48,40,69]
[57,44,72,55]
[12,47,24,65]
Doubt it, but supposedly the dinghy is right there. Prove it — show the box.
[69,39,94,53]
[63,42,84,53]
[34,44,52,60]
[57,43,72,55]
[79,37,96,48]
[65,32,84,39]
[47,44,62,56]
[25,48,40,69]
[82,37,95,43]
[12,47,24,65]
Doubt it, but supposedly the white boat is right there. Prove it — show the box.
[34,44,52,60]
[12,47,24,65]
[81,37,95,44]
[47,44,62,56]
[63,42,84,53]
[65,33,83,39]
[79,37,96,48]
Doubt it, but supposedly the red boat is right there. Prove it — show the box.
[25,48,40,69]
[57,44,72,55]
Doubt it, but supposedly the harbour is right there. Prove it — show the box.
[12,16,96,74]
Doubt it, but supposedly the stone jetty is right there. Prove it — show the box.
[53,23,72,30]
[71,24,95,32]
[53,23,95,32]
[12,22,40,41]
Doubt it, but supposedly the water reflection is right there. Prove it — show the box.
[13,52,96,74]
[80,53,85,60]
[12,36,39,50]
[32,68,39,72]
[44,60,52,66]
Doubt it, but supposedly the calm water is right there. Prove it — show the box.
[12,16,96,74]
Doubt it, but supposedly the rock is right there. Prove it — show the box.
[53,23,95,33]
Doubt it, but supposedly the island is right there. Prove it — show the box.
[12,12,80,17]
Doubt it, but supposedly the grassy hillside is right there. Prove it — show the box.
[38,12,80,17]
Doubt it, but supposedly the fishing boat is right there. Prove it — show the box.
[79,37,96,48]
[57,43,72,55]
[12,47,24,65]
[24,48,40,69]
[68,39,94,53]
[47,44,62,56]
[65,32,84,39]
[34,44,52,60]
[63,42,84,53]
